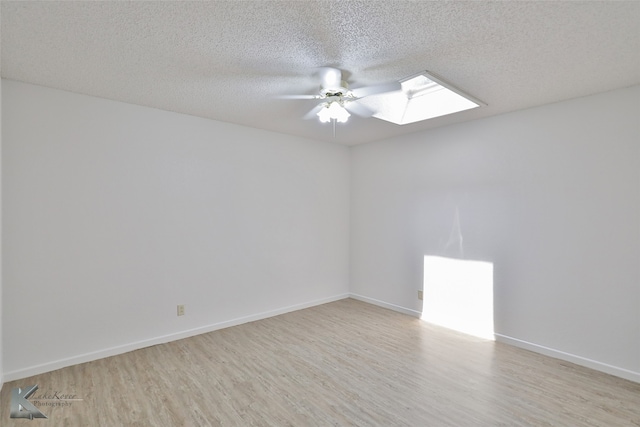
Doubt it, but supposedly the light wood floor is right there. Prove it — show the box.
[1,298,639,426]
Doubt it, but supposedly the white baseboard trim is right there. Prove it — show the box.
[348,294,639,384]
[7,294,637,385]
[495,333,640,384]
[349,293,422,318]
[4,293,350,382]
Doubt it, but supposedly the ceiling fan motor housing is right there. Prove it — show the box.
[321,81,350,98]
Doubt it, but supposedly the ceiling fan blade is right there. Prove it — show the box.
[303,104,324,120]
[351,81,402,98]
[275,94,319,100]
[344,101,375,118]
[319,67,343,90]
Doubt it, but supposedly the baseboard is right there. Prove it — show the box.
[495,334,640,384]
[349,293,422,318]
[347,294,639,384]
[8,294,636,385]
[4,293,350,382]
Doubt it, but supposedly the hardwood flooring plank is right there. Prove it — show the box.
[1,298,638,426]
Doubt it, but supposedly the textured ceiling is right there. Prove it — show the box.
[2,1,639,145]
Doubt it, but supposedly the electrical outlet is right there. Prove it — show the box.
[177,305,185,316]
[418,290,423,301]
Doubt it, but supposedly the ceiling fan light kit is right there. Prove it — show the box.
[317,99,351,123]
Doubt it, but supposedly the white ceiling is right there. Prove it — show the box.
[2,1,639,145]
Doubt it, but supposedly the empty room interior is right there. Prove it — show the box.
[1,1,639,426]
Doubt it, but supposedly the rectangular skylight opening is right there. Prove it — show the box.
[371,71,484,125]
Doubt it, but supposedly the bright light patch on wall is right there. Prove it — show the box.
[368,72,483,125]
[422,256,494,340]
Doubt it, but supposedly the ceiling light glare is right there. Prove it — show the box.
[317,101,350,123]
[365,71,484,125]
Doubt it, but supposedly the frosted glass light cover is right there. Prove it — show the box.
[317,101,350,123]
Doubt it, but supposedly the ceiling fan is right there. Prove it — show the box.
[279,67,402,125]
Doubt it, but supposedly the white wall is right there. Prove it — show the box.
[2,80,350,379]
[3,79,639,384]
[0,57,3,391]
[351,85,640,381]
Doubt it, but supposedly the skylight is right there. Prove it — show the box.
[366,71,484,125]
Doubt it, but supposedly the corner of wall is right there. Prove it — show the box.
[0,77,4,392]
